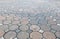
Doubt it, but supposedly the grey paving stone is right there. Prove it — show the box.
[43,31,56,39]
[19,25,29,31]
[38,16,47,25]
[4,31,16,39]
[40,25,51,31]
[55,31,60,38]
[9,25,18,30]
[51,24,60,31]
[3,20,11,25]
[29,17,39,25]
[0,25,9,32]
[17,32,29,39]
[30,25,40,31]
[29,19,38,25]
[30,32,42,39]
[12,20,20,25]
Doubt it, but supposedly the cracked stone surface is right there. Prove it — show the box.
[0,0,60,39]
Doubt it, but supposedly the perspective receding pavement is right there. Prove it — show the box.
[0,13,60,39]
[0,0,60,39]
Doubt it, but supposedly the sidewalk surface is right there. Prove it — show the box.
[0,0,60,39]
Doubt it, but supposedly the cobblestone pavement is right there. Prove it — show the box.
[0,13,60,39]
[0,0,60,39]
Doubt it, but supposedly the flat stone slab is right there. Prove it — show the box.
[0,25,9,32]
[4,31,16,39]
[9,25,18,30]
[30,25,40,31]
[17,32,29,39]
[30,32,42,39]
[43,31,56,39]
[19,25,29,31]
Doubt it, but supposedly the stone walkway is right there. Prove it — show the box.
[0,13,60,39]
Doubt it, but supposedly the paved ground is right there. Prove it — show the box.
[0,0,60,39]
[0,13,60,39]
